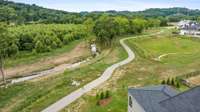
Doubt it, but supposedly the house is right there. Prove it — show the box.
[178,20,200,36]
[128,85,200,112]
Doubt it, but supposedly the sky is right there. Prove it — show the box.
[10,0,200,12]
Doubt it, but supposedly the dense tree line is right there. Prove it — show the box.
[0,0,84,24]
[93,15,161,46]
[7,24,88,53]
[1,0,200,24]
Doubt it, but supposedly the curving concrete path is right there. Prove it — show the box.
[154,53,177,61]
[42,31,163,112]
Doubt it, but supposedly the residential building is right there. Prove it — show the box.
[128,85,200,112]
[178,20,200,36]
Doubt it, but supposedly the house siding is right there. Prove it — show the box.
[128,93,146,112]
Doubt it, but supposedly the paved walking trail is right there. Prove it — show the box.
[154,53,177,61]
[11,58,89,84]
[42,31,163,112]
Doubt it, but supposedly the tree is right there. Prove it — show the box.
[83,18,95,33]
[158,17,168,26]
[148,18,161,27]
[114,17,130,35]
[35,40,44,53]
[93,15,118,46]
[197,17,200,23]
[0,6,17,24]
[130,18,147,34]
[0,23,18,84]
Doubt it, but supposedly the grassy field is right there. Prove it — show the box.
[64,28,200,112]
[0,39,127,112]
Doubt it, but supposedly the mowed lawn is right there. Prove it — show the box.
[130,36,200,67]
[65,30,200,112]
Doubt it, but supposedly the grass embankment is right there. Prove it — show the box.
[3,39,92,79]
[5,39,82,68]
[65,28,200,112]
[0,39,127,112]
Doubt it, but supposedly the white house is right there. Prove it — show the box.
[178,20,200,36]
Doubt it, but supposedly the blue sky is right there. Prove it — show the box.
[10,0,200,12]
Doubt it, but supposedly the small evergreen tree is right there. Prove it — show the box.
[161,80,166,84]
[171,78,175,86]
[105,90,110,98]
[100,92,104,100]
[167,78,170,85]
[96,93,99,99]
[176,82,180,88]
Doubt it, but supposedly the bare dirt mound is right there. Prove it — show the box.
[5,42,90,79]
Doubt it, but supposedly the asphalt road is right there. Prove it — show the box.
[42,31,163,112]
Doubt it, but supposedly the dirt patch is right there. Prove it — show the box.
[5,42,90,79]
[98,97,112,107]
[187,75,200,85]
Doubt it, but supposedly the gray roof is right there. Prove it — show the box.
[129,85,200,112]
[160,86,200,112]
[128,85,178,112]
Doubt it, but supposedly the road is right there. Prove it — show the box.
[42,31,163,112]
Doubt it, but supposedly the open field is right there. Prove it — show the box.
[64,28,200,112]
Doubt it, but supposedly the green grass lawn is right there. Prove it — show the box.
[64,28,200,112]
[0,39,128,112]
[130,36,200,68]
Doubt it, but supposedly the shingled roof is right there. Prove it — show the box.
[129,85,200,112]
[160,86,200,112]
[128,85,178,112]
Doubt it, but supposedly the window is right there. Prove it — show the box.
[129,96,133,108]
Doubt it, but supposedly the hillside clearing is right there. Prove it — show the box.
[4,40,90,79]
